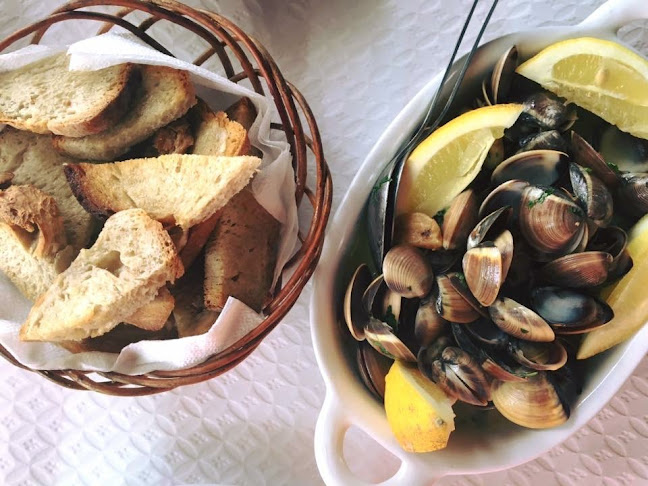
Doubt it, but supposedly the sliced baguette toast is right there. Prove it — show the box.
[204,188,281,313]
[20,208,183,342]
[191,101,250,157]
[0,185,75,301]
[63,154,261,229]
[0,128,96,249]
[0,53,137,137]
[53,65,196,160]
[125,286,174,331]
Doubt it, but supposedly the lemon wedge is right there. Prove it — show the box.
[578,214,648,359]
[384,360,455,453]
[517,37,648,139]
[396,104,523,218]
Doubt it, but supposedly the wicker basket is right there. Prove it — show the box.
[0,0,332,395]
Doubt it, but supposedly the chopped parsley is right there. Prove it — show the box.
[433,208,447,226]
[370,175,392,201]
[527,187,555,208]
[607,162,621,174]
[520,328,529,334]
[582,167,593,174]
[383,306,399,332]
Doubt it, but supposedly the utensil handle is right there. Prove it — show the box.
[314,394,440,486]
[578,0,648,33]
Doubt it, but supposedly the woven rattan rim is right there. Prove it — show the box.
[0,0,332,395]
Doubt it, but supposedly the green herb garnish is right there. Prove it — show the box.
[527,187,555,208]
[520,328,529,334]
[383,305,399,332]
[582,167,593,174]
[433,207,447,226]
[607,162,621,174]
[370,175,392,201]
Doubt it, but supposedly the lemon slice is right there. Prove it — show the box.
[517,37,648,139]
[384,360,455,453]
[578,214,648,359]
[396,104,523,218]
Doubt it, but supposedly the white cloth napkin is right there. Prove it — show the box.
[0,32,298,375]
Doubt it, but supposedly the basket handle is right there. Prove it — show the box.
[578,0,648,33]
[314,394,442,486]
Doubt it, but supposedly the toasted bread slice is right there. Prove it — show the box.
[124,286,174,331]
[0,53,137,137]
[0,185,75,301]
[0,128,96,249]
[178,211,222,269]
[191,101,250,157]
[171,255,219,338]
[53,65,196,160]
[20,208,183,342]
[64,154,261,229]
[204,189,281,313]
[225,97,257,131]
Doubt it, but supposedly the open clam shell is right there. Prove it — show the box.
[489,296,555,342]
[518,185,586,257]
[357,340,393,399]
[344,264,373,341]
[423,346,491,406]
[467,206,511,250]
[618,173,648,216]
[530,286,614,334]
[493,229,514,281]
[491,150,567,187]
[521,92,568,130]
[383,244,434,298]
[569,163,613,227]
[587,226,633,281]
[442,189,479,250]
[462,242,502,307]
[517,130,569,154]
[479,179,529,221]
[491,372,570,429]
[434,274,481,324]
[491,45,518,104]
[507,339,568,371]
[414,298,448,347]
[570,131,619,188]
[364,317,417,362]
[538,251,612,288]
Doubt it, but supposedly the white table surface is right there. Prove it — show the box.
[1,0,648,485]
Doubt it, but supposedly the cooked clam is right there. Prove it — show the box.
[491,372,570,429]
[507,339,568,371]
[467,206,510,250]
[587,226,633,280]
[599,125,648,173]
[570,131,619,188]
[569,163,613,227]
[484,137,505,169]
[538,251,612,288]
[518,185,585,256]
[383,244,434,298]
[394,212,443,250]
[521,92,568,130]
[362,274,386,315]
[442,189,479,250]
[493,230,514,281]
[463,318,509,349]
[517,130,569,154]
[344,264,372,341]
[434,274,480,323]
[422,346,491,406]
[489,296,555,342]
[462,243,502,307]
[357,340,393,399]
[491,45,518,104]
[530,286,614,334]
[479,179,528,221]
[415,298,448,347]
[491,150,567,187]
[618,173,648,216]
[364,317,417,362]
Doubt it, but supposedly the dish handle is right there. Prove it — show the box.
[578,0,648,33]
[314,393,442,486]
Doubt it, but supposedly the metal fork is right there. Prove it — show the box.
[367,0,500,265]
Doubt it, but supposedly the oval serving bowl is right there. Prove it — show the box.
[311,0,648,484]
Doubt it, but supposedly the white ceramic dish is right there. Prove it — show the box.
[310,0,648,484]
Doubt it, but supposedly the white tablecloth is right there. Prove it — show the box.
[1,0,647,485]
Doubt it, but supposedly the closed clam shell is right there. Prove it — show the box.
[569,163,613,226]
[538,251,612,288]
[462,242,502,307]
[618,173,648,216]
[489,296,555,342]
[344,264,372,340]
[364,317,417,362]
[517,130,569,154]
[491,372,569,429]
[521,92,567,130]
[434,274,480,324]
[491,150,567,187]
[383,244,434,298]
[507,339,568,371]
[519,185,585,256]
[442,189,479,250]
[530,286,614,334]
[356,343,381,398]
[394,212,442,250]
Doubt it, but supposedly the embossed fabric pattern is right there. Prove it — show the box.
[1,0,647,485]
